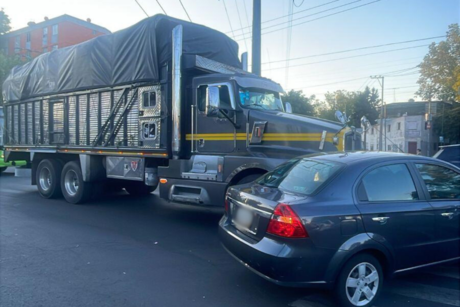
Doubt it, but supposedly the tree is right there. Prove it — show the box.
[433,102,460,144]
[0,9,21,105]
[282,89,315,116]
[416,24,460,102]
[314,87,380,127]
[0,8,11,35]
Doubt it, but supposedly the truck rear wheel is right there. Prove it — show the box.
[0,167,7,174]
[36,159,63,199]
[61,161,93,204]
[124,182,154,196]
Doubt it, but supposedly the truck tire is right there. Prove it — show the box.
[124,182,154,196]
[0,167,7,174]
[61,161,93,204]
[236,173,263,185]
[36,159,63,199]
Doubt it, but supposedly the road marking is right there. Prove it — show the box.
[387,280,460,307]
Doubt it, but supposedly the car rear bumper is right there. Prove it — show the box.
[219,216,335,288]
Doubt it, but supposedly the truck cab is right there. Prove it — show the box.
[159,67,361,206]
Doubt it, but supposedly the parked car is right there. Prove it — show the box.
[0,148,27,174]
[219,152,460,307]
[433,144,460,168]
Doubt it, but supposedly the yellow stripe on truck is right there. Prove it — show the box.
[185,131,346,151]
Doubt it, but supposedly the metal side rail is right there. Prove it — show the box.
[92,88,129,146]
[103,88,139,146]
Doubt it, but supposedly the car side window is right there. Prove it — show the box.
[415,164,460,200]
[361,164,419,202]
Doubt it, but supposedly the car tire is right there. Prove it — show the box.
[335,254,383,307]
[0,167,7,174]
[36,159,63,199]
[124,182,154,196]
[61,161,93,204]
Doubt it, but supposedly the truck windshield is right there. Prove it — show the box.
[256,158,343,196]
[239,88,284,111]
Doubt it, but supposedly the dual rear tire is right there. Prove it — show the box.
[36,159,92,204]
[36,159,154,203]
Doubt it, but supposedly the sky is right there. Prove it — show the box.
[3,0,459,103]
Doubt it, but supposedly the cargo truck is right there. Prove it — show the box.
[2,15,361,204]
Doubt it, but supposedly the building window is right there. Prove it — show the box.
[397,122,401,130]
[25,32,31,50]
[52,24,58,44]
[388,145,392,151]
[14,36,20,53]
[52,45,58,51]
[387,125,391,132]
[43,27,48,46]
[370,144,374,151]
[371,128,374,135]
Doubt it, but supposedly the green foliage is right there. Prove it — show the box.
[282,89,316,116]
[416,24,460,102]
[433,102,460,144]
[314,87,380,127]
[0,9,11,35]
[0,52,22,104]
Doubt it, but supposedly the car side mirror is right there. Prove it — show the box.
[206,86,220,117]
[285,102,292,114]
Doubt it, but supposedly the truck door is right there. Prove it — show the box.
[193,83,236,153]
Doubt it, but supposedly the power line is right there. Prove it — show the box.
[234,0,248,51]
[179,0,192,21]
[228,0,339,34]
[285,56,423,79]
[263,44,429,72]
[222,0,235,39]
[156,0,167,15]
[134,0,149,17]
[293,0,305,7]
[261,0,381,38]
[234,0,373,40]
[262,36,445,65]
[288,67,419,90]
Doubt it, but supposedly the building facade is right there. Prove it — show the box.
[365,101,452,156]
[2,15,110,60]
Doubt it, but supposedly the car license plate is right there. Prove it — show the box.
[235,207,253,228]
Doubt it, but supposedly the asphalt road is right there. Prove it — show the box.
[1,168,459,307]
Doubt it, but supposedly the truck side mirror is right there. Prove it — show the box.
[285,102,292,114]
[206,86,220,116]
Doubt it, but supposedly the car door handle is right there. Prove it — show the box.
[372,217,390,223]
[441,212,454,218]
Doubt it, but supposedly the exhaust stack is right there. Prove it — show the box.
[172,25,183,159]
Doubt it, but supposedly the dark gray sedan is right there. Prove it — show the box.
[219,152,460,307]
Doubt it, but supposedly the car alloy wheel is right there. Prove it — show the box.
[345,262,379,306]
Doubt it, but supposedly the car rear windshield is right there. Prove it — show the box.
[256,158,342,195]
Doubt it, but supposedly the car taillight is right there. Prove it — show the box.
[267,203,308,238]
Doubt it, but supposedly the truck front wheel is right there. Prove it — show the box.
[61,161,93,204]
[36,159,63,199]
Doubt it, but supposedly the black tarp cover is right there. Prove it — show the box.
[3,15,240,102]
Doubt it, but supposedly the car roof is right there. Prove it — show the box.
[301,151,439,166]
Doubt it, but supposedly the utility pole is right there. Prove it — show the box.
[371,75,384,151]
[252,0,261,76]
